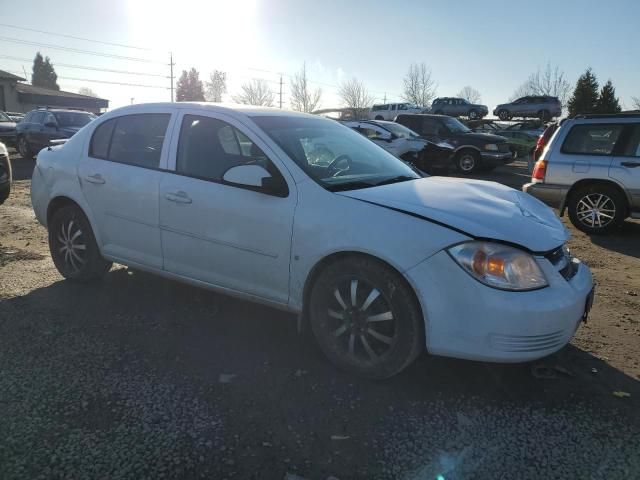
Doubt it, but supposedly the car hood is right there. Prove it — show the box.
[338,176,568,252]
[457,132,508,143]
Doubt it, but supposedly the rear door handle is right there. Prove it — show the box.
[165,191,192,204]
[621,161,640,168]
[85,173,105,184]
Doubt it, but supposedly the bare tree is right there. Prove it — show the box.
[456,86,481,104]
[290,63,322,113]
[338,77,375,110]
[205,70,227,102]
[232,79,275,107]
[510,62,572,107]
[78,86,98,97]
[632,96,640,110]
[402,63,437,107]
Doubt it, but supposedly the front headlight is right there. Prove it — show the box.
[447,241,548,291]
[484,143,499,151]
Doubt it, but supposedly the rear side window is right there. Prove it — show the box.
[89,114,170,169]
[561,124,624,156]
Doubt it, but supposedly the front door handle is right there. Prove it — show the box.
[85,173,105,184]
[621,161,640,168]
[165,191,192,204]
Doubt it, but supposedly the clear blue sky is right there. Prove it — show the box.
[0,0,638,111]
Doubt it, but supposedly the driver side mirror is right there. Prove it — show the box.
[222,164,288,197]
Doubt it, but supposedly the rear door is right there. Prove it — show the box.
[78,109,175,269]
[26,112,45,146]
[610,123,640,212]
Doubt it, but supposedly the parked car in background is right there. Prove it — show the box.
[16,108,96,159]
[0,141,11,205]
[396,114,513,174]
[494,96,562,121]
[503,120,546,137]
[524,113,640,234]
[31,102,594,378]
[0,111,17,148]
[369,103,424,121]
[6,112,25,123]
[430,97,488,119]
[343,119,454,173]
[494,130,538,159]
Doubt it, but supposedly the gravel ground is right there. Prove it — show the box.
[1,155,639,479]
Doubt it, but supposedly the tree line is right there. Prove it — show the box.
[23,51,640,115]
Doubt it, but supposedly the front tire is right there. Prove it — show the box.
[17,136,34,159]
[567,184,626,235]
[498,109,511,121]
[455,150,481,174]
[309,256,424,379]
[49,205,112,281]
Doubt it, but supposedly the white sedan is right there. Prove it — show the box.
[31,103,594,378]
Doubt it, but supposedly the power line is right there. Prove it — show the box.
[4,70,168,89]
[0,54,167,78]
[0,23,153,51]
[0,36,164,64]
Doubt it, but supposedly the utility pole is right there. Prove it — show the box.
[169,52,175,102]
[279,74,283,109]
[22,65,28,82]
[383,92,387,103]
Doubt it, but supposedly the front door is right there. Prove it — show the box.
[610,124,640,213]
[77,110,174,269]
[159,111,296,304]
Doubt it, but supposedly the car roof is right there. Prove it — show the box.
[99,102,318,122]
[30,108,94,114]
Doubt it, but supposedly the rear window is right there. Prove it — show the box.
[561,124,624,155]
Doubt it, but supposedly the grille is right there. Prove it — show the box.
[490,331,566,353]
[544,245,578,281]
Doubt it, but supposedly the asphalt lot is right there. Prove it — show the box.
[1,153,639,479]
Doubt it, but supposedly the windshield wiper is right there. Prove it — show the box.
[373,175,417,187]
[325,180,374,192]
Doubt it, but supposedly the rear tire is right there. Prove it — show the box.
[539,110,551,122]
[49,205,112,281]
[455,150,481,174]
[468,109,479,120]
[309,256,424,379]
[375,115,384,120]
[567,184,626,235]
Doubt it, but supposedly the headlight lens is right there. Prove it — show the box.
[448,241,548,291]
[484,143,499,151]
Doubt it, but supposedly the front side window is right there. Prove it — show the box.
[442,117,471,134]
[562,124,624,155]
[176,115,273,182]
[622,125,640,157]
[0,111,11,122]
[252,115,419,192]
[90,113,170,168]
[32,112,46,124]
[397,104,408,111]
[382,122,420,139]
[421,118,441,135]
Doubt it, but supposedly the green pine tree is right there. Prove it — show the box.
[31,52,60,90]
[595,80,621,114]
[176,68,205,102]
[567,68,599,117]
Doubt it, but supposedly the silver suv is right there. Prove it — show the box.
[430,97,488,119]
[494,96,562,121]
[523,113,640,234]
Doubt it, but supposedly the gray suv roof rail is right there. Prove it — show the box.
[573,112,640,119]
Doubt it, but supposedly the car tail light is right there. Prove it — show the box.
[532,160,547,182]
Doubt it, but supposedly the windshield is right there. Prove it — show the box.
[54,112,96,128]
[378,122,421,139]
[442,117,471,134]
[252,116,420,191]
[0,111,11,122]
